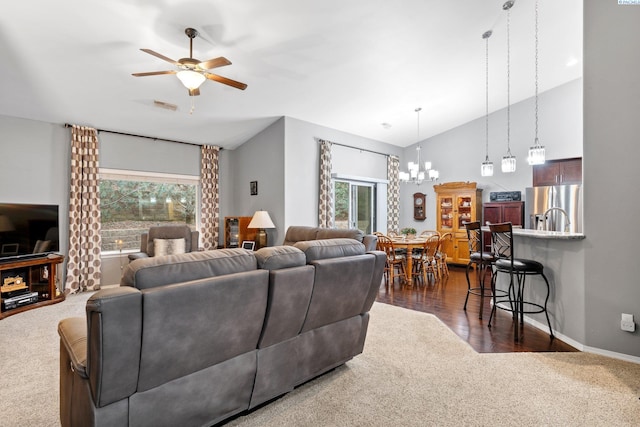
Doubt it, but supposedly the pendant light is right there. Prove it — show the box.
[481,30,494,177]
[527,0,545,165]
[399,108,439,184]
[501,0,516,173]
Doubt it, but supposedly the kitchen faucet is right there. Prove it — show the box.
[543,207,571,232]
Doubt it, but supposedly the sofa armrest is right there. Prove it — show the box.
[362,235,378,252]
[58,317,88,378]
[128,252,149,262]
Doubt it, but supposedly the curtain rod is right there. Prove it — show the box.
[63,123,219,149]
[318,139,392,158]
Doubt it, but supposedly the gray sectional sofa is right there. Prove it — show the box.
[282,225,378,251]
[58,238,385,427]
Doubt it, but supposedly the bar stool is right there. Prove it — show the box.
[462,221,501,319]
[487,222,554,341]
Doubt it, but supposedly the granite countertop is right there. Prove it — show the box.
[481,226,585,240]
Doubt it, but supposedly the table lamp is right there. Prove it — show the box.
[248,210,275,249]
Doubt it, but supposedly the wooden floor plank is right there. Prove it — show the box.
[375,265,578,353]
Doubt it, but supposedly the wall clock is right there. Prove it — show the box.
[413,192,426,221]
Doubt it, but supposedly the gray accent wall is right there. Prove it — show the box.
[0,116,70,288]
[583,0,640,358]
[283,117,403,231]
[100,132,200,176]
[220,118,286,246]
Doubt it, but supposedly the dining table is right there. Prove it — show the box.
[389,236,429,285]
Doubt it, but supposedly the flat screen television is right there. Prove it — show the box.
[0,203,59,261]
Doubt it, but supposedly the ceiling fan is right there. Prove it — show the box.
[132,27,247,96]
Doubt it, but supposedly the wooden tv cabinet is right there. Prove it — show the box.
[0,254,65,320]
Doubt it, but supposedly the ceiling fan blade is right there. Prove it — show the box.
[205,73,247,90]
[199,56,231,70]
[140,49,179,65]
[188,88,200,96]
[132,70,177,77]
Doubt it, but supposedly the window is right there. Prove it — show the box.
[99,169,199,252]
[333,179,376,234]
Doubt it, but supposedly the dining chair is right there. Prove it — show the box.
[434,232,452,278]
[419,230,440,238]
[376,235,407,286]
[411,234,440,284]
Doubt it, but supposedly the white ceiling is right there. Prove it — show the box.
[0,0,582,149]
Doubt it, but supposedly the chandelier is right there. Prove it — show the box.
[399,108,439,184]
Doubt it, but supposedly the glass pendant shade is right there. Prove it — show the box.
[501,154,517,173]
[177,70,206,90]
[527,141,546,165]
[481,158,494,177]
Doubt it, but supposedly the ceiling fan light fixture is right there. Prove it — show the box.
[177,70,206,90]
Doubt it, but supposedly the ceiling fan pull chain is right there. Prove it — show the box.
[190,97,196,115]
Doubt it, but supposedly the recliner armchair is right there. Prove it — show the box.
[128,225,199,261]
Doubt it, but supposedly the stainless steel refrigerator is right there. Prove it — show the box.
[525,185,582,233]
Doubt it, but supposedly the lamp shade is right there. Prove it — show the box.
[176,70,206,90]
[248,210,275,229]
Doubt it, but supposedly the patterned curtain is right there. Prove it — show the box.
[200,145,220,250]
[387,155,400,232]
[318,139,334,228]
[66,125,102,292]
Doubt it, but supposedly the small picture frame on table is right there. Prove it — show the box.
[242,241,255,251]
[250,181,258,195]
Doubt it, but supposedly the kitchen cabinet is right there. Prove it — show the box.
[482,201,524,252]
[532,157,582,186]
[434,182,482,265]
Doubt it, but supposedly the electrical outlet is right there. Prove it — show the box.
[621,313,636,332]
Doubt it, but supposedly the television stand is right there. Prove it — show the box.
[0,255,65,319]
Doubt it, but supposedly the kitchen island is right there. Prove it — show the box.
[482,227,586,345]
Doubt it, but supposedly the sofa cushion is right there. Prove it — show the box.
[316,228,364,242]
[282,226,319,246]
[153,238,186,256]
[146,225,193,257]
[293,238,365,263]
[255,246,306,270]
[121,249,257,290]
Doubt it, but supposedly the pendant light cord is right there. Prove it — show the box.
[534,0,539,143]
[484,31,491,161]
[506,3,511,156]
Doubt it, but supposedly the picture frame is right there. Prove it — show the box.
[241,241,255,251]
[250,181,258,195]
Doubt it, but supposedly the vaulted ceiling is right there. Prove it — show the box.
[0,0,581,149]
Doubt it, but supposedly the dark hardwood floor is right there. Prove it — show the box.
[375,265,578,353]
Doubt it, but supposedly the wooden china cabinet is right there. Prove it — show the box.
[433,182,482,265]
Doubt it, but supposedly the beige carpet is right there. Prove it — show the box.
[1,293,639,426]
